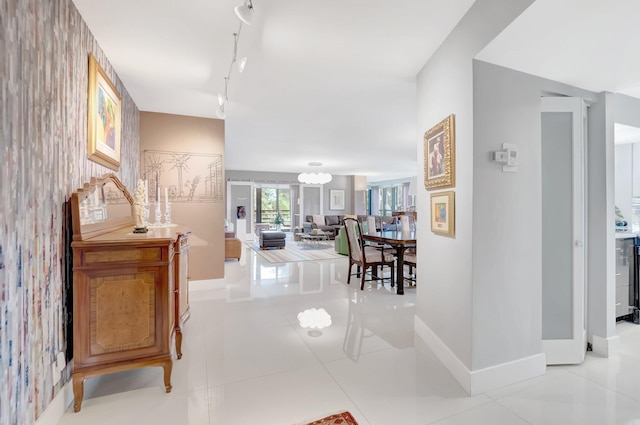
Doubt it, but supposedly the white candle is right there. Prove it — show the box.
[164,187,169,207]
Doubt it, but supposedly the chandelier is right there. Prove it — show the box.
[297,162,332,184]
[297,172,332,184]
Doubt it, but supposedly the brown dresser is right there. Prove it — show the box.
[70,174,190,412]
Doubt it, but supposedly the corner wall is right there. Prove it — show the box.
[1,1,140,424]
[416,0,536,376]
[415,0,538,394]
[140,112,225,280]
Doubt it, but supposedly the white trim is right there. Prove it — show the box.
[414,315,471,393]
[35,381,73,425]
[415,316,546,395]
[469,353,546,395]
[592,333,620,357]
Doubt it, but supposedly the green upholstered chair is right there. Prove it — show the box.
[334,226,349,255]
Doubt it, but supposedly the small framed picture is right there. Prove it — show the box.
[430,190,455,237]
[329,189,345,210]
[424,114,455,190]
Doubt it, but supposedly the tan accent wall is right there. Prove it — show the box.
[139,112,225,280]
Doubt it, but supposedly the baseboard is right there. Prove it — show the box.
[35,381,73,425]
[592,334,620,357]
[468,353,546,395]
[414,315,472,393]
[414,316,546,395]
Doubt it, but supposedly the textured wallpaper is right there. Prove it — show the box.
[0,1,139,424]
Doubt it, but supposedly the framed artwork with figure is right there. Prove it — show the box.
[424,114,455,190]
[87,53,122,170]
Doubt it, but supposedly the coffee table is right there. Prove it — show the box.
[297,231,330,248]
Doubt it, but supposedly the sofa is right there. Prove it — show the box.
[302,215,398,239]
[302,215,343,238]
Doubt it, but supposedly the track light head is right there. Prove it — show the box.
[234,1,254,25]
[238,57,247,73]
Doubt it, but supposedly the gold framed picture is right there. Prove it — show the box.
[424,114,455,190]
[87,53,122,170]
[430,190,455,237]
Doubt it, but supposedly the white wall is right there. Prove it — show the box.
[415,0,536,379]
[415,0,625,393]
[587,93,617,350]
[472,61,543,369]
[615,144,633,224]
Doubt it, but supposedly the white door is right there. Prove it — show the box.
[541,96,587,365]
[300,184,323,220]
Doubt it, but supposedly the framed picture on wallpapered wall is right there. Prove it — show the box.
[430,190,455,237]
[424,114,455,190]
[87,53,122,170]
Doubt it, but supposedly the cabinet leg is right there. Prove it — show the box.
[176,328,183,360]
[72,376,84,412]
[162,359,173,393]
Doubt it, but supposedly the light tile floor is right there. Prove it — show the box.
[59,241,640,425]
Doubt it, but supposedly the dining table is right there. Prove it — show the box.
[362,230,417,295]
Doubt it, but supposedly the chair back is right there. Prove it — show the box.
[366,216,377,234]
[399,214,415,231]
[343,218,362,262]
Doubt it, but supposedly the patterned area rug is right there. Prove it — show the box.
[247,240,346,263]
[304,411,359,425]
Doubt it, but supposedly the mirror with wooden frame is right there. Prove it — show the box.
[71,174,134,241]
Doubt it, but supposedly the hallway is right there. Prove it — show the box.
[58,243,640,424]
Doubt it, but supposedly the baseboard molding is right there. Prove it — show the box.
[414,316,546,395]
[592,334,620,357]
[469,353,546,395]
[414,315,472,393]
[35,381,73,425]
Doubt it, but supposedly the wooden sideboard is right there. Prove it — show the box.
[70,174,190,412]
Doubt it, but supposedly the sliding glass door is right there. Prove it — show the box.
[255,185,291,230]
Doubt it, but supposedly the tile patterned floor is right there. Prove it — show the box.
[58,242,640,425]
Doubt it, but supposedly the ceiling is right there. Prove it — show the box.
[71,0,640,182]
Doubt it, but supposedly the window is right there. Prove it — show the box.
[255,185,291,229]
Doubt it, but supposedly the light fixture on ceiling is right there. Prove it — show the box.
[215,17,253,120]
[234,0,255,25]
[298,162,332,184]
[238,56,247,73]
[216,105,226,119]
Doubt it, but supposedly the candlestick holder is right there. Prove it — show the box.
[154,202,162,226]
[144,203,150,226]
[164,203,172,225]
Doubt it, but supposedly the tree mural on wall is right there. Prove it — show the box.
[144,153,164,198]
[141,150,223,203]
[185,175,201,201]
[167,153,191,198]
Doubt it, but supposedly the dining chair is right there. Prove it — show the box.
[399,215,416,283]
[366,216,377,233]
[404,250,417,286]
[398,214,412,231]
[343,218,395,290]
